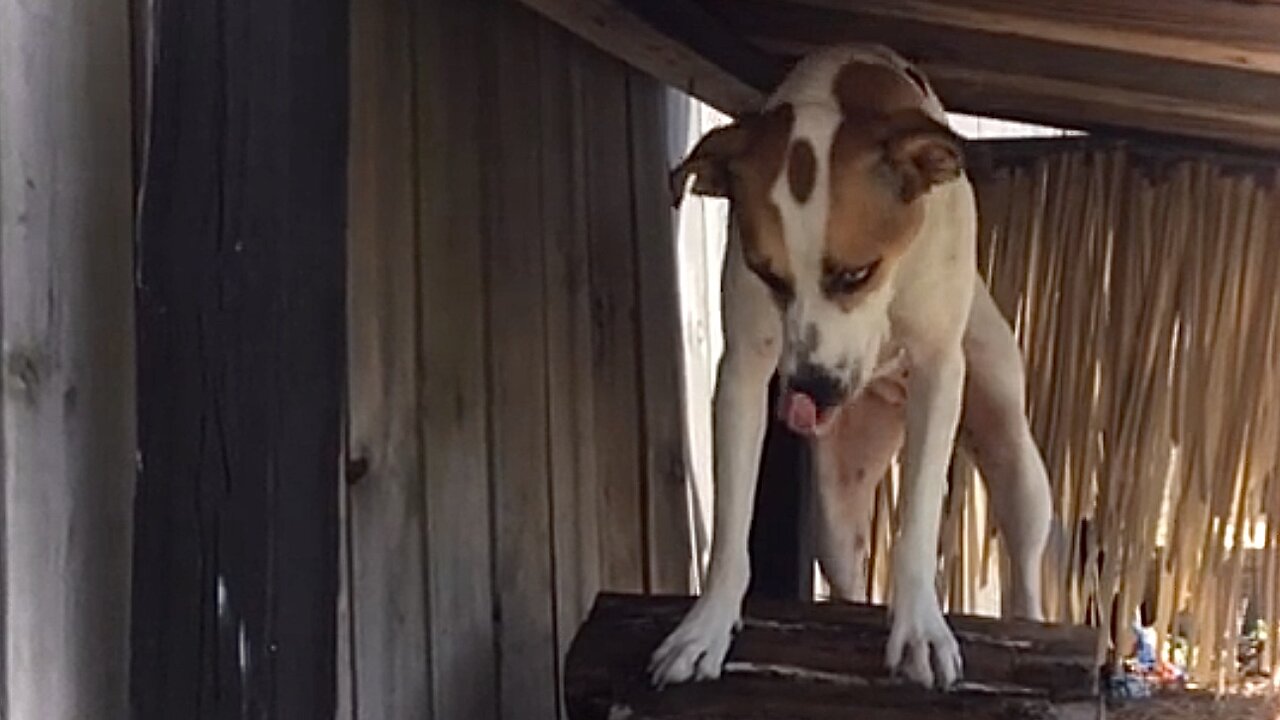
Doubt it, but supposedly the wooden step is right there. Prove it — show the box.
[565,593,1103,719]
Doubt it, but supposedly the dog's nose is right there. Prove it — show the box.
[787,366,845,411]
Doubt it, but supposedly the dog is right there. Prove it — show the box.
[649,44,1053,690]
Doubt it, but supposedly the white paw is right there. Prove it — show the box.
[648,597,740,686]
[886,582,963,689]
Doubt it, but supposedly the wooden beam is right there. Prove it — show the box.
[782,0,1280,77]
[748,376,815,601]
[514,0,780,113]
[130,0,347,715]
[566,594,1103,720]
[1,2,135,718]
[929,65,1280,153]
[707,0,1280,151]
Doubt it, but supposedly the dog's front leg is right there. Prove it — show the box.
[648,343,775,685]
[887,346,966,689]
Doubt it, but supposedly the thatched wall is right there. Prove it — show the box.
[933,140,1280,687]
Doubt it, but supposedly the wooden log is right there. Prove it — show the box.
[566,594,1103,720]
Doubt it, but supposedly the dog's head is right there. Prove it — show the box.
[671,59,964,436]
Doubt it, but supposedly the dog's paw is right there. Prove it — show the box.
[886,583,963,690]
[648,597,740,686]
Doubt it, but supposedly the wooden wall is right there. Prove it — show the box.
[344,0,693,718]
[0,2,135,719]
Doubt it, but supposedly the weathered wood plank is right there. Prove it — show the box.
[749,377,816,600]
[778,0,1280,76]
[927,64,1280,153]
[540,23,606,705]
[515,0,769,113]
[414,0,498,717]
[715,0,1280,115]
[524,0,1280,151]
[0,1,135,718]
[485,2,559,718]
[130,0,347,715]
[628,76,696,595]
[345,0,430,715]
[712,0,1280,151]
[582,52,648,593]
[566,594,1103,720]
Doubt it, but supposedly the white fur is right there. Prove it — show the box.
[650,44,1052,691]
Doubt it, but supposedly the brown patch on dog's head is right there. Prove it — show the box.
[787,139,816,204]
[832,61,930,120]
[824,104,964,311]
[669,104,798,298]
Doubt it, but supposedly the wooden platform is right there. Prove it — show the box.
[565,594,1103,719]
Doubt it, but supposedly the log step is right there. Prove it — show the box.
[565,593,1104,720]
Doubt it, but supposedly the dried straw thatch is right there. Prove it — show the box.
[870,139,1280,689]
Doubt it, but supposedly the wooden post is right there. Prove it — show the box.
[566,594,1103,720]
[0,2,135,719]
[749,375,815,600]
[129,0,347,717]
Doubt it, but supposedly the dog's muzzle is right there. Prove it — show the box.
[779,365,847,436]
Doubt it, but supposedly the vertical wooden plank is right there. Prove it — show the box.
[748,377,815,600]
[346,0,429,715]
[485,2,559,718]
[0,2,135,718]
[414,0,498,717]
[627,75,695,594]
[336,459,356,720]
[540,24,604,714]
[130,0,346,715]
[581,52,647,593]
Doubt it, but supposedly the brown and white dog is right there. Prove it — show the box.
[650,45,1053,690]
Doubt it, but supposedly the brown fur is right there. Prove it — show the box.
[787,139,816,204]
[730,105,795,288]
[824,62,964,311]
[669,60,962,311]
[668,104,797,291]
[832,62,927,120]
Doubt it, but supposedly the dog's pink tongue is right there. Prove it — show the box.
[781,391,819,435]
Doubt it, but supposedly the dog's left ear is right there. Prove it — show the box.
[668,116,759,208]
[881,111,965,202]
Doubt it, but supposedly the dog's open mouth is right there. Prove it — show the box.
[779,390,842,437]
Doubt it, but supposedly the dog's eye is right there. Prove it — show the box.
[751,266,794,303]
[826,261,879,296]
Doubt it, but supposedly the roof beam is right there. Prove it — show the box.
[784,0,1280,77]
[705,0,1280,151]
[514,0,781,114]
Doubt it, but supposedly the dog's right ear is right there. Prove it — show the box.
[668,117,758,208]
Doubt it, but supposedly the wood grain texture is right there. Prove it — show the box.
[0,1,135,718]
[523,0,1280,150]
[486,3,559,718]
[130,0,347,715]
[516,0,767,113]
[345,0,430,714]
[628,77,696,595]
[541,25,605,706]
[413,0,499,717]
[582,51,648,594]
[566,594,1102,720]
[342,4,696,717]
[711,0,1280,151]
[779,0,1280,75]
